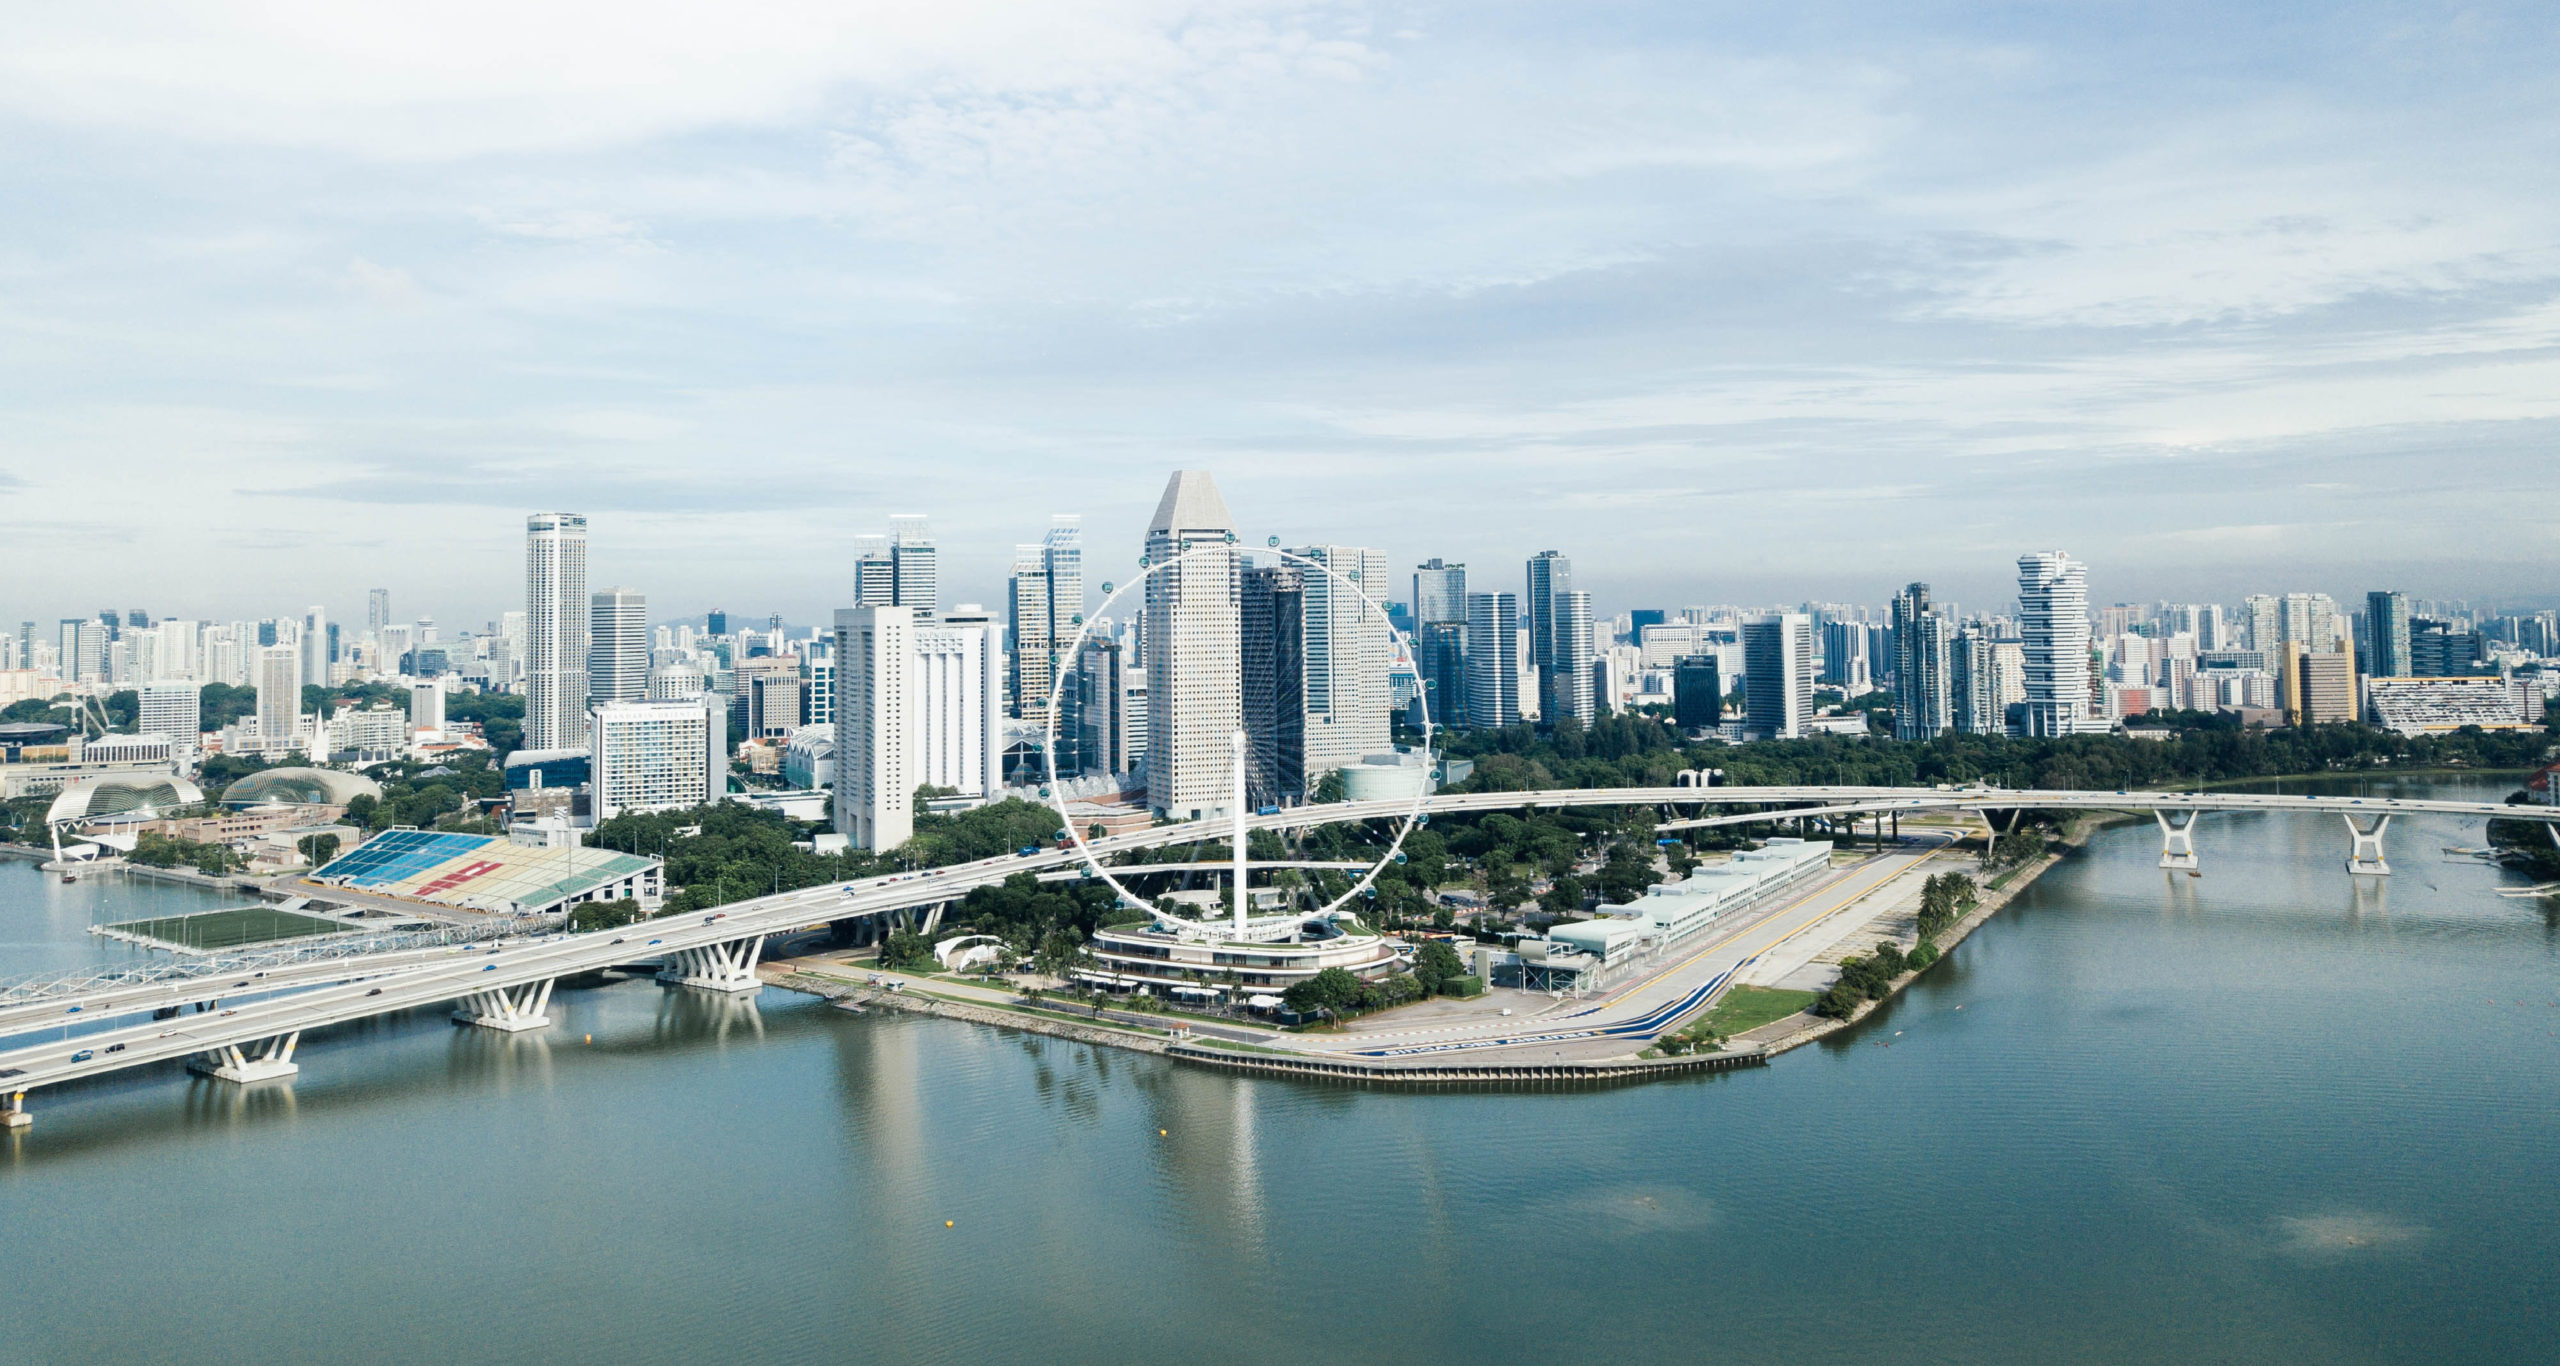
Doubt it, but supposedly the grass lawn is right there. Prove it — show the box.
[1701,985,1819,1036]
[102,907,353,951]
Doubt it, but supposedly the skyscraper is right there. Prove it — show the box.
[1241,563,1306,804]
[1525,550,1571,723]
[1070,639,1130,777]
[137,682,201,769]
[1673,655,1722,729]
[890,515,937,619]
[367,589,390,640]
[2365,591,2412,679]
[1007,543,1053,718]
[588,588,649,704]
[1555,588,1597,725]
[1741,613,1813,740]
[524,512,590,752]
[851,538,894,608]
[834,605,916,850]
[1950,628,2001,735]
[589,698,724,820]
[1005,517,1086,721]
[256,643,300,746]
[1296,543,1394,782]
[301,606,328,687]
[1143,471,1241,819]
[915,606,1003,800]
[1891,583,1951,741]
[1464,591,1521,730]
[2017,551,2093,737]
[1412,559,1467,628]
[1417,621,1467,731]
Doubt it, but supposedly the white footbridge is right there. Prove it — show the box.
[6,783,2555,1128]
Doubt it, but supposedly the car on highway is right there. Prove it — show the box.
[366,988,383,996]
[71,1050,94,1063]
[482,965,497,972]
[610,938,626,945]
[646,939,663,947]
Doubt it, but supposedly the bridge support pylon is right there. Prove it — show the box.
[2155,809,2201,871]
[2343,813,2392,876]
[3,1090,29,1130]
[657,936,767,993]
[452,979,555,1032]
[188,1032,301,1084]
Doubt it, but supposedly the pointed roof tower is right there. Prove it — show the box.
[1148,470,1236,537]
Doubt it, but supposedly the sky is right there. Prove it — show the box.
[1,1,2555,633]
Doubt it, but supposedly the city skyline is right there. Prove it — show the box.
[2,7,2556,615]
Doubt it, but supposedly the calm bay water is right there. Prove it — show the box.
[4,776,2556,1365]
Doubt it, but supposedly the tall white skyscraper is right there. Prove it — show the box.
[367,588,391,639]
[1295,543,1393,782]
[524,512,590,751]
[1741,612,1813,740]
[834,605,917,851]
[256,644,300,745]
[588,587,648,704]
[1464,591,1522,730]
[2017,551,2094,737]
[1143,470,1241,820]
[917,607,1003,799]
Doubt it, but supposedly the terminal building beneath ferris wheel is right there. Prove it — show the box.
[1074,912,1404,1002]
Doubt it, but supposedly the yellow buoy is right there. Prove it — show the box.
[945,1220,954,1228]
[1159,1129,1167,1136]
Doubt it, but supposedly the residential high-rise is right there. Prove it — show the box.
[1412,559,1467,628]
[524,512,591,752]
[588,588,649,704]
[2279,593,2340,654]
[2365,591,2412,679]
[1741,613,1813,740]
[1950,629,2001,735]
[1819,620,1871,692]
[2017,552,2094,737]
[256,644,300,745]
[1241,563,1306,804]
[1464,591,1522,730]
[1142,470,1241,820]
[1673,655,1722,729]
[589,698,723,820]
[1554,589,1597,724]
[1525,551,1572,723]
[367,589,390,640]
[834,605,917,850]
[1891,583,1952,741]
[890,515,937,619]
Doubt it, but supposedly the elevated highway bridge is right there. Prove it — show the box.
[6,783,2554,1127]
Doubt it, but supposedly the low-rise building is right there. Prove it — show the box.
[1079,915,1401,998]
[2364,675,2540,736]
